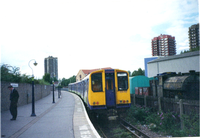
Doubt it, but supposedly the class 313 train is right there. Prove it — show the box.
[68,69,131,116]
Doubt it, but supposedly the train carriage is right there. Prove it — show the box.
[68,69,131,115]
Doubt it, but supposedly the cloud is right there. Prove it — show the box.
[0,0,199,79]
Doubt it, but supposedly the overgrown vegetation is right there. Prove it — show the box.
[111,127,132,138]
[60,76,76,87]
[125,105,199,137]
[1,64,50,85]
[97,119,133,138]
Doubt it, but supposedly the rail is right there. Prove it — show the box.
[120,118,151,138]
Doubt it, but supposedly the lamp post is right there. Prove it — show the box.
[52,80,55,103]
[51,72,55,103]
[28,59,38,117]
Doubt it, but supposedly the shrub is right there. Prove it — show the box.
[125,105,151,125]
[125,105,199,137]
[180,111,199,137]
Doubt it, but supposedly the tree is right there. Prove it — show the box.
[180,47,199,54]
[43,73,51,83]
[61,75,76,87]
[131,68,145,76]
[50,77,58,84]
[1,64,21,82]
[128,70,131,76]
[1,64,51,85]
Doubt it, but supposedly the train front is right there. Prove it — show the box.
[87,69,131,114]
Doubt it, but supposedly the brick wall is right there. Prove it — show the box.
[1,82,51,111]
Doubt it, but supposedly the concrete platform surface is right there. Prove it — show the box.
[1,91,100,138]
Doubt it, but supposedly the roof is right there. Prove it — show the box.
[81,67,112,75]
[152,34,175,41]
[130,76,150,87]
[148,51,199,63]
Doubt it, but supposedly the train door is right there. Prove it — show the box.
[105,70,116,107]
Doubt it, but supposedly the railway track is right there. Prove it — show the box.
[92,114,152,138]
[120,118,151,138]
[96,123,108,138]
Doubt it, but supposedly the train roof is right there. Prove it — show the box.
[81,67,112,75]
[69,69,129,86]
[68,73,90,85]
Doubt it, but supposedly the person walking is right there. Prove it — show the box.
[8,85,19,121]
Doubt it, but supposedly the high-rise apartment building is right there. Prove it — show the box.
[188,23,199,50]
[44,56,58,80]
[151,34,176,56]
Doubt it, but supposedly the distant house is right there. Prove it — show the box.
[76,67,112,82]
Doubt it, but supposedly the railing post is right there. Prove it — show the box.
[179,99,184,130]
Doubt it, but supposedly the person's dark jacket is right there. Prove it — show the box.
[10,89,19,104]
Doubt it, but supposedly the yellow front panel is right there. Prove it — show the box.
[88,70,106,106]
[114,69,131,104]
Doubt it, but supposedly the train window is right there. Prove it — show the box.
[91,73,102,92]
[106,79,113,90]
[117,72,128,91]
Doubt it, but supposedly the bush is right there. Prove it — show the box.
[181,111,199,137]
[125,105,151,125]
[125,105,199,137]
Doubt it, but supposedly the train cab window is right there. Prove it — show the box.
[117,72,128,91]
[91,73,102,92]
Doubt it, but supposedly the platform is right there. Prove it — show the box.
[1,91,100,138]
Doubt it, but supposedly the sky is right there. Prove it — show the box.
[0,0,199,80]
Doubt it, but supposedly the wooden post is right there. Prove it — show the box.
[158,97,161,112]
[144,95,147,107]
[179,99,184,130]
[152,79,156,97]
[133,94,136,106]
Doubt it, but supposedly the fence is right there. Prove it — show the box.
[132,94,199,116]
[132,94,199,129]
[1,82,51,111]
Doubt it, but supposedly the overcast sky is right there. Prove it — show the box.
[0,0,199,79]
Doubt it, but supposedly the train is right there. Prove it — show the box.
[68,69,131,115]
